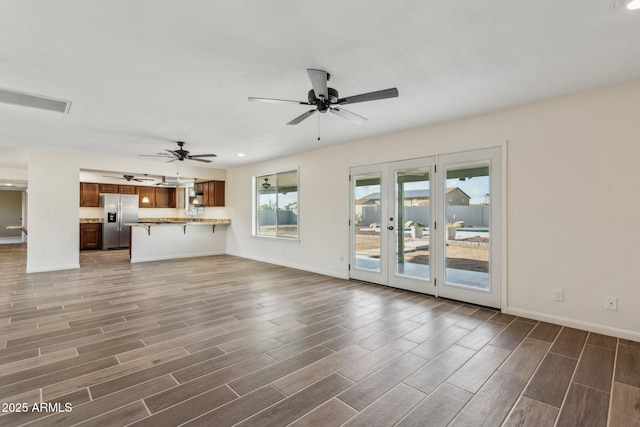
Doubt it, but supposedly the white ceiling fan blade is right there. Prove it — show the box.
[307,69,328,100]
[330,107,367,124]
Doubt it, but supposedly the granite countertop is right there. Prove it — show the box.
[80,218,102,223]
[131,218,231,226]
[81,218,230,225]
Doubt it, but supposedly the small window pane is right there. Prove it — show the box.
[277,171,298,238]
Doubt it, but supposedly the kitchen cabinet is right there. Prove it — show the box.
[80,183,100,207]
[194,182,205,196]
[195,180,225,207]
[154,187,176,208]
[99,183,119,194]
[137,187,156,208]
[80,182,186,209]
[97,183,138,195]
[212,180,225,206]
[80,223,102,250]
[118,185,137,194]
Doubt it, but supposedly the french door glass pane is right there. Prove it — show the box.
[354,172,382,272]
[444,163,490,290]
[395,167,430,281]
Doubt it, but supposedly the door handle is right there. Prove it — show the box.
[388,226,394,231]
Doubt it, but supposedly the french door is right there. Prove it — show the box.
[350,147,501,308]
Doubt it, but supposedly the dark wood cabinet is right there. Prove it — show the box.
[118,185,136,194]
[99,183,119,194]
[195,180,225,207]
[80,183,100,207]
[80,181,199,209]
[154,187,176,208]
[137,187,156,208]
[80,223,102,250]
[213,180,225,207]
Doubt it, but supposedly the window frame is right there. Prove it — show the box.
[253,169,299,240]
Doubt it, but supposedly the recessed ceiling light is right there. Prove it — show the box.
[627,0,640,9]
[237,153,245,157]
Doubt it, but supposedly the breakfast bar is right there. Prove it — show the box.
[126,218,231,263]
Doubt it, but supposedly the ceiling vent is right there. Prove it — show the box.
[0,87,71,114]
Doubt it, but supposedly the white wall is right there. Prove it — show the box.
[27,150,81,272]
[226,78,640,341]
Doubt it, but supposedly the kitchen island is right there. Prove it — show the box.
[126,218,231,263]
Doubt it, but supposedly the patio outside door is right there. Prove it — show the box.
[350,147,501,308]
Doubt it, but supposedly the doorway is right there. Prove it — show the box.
[350,147,501,308]
[0,189,26,244]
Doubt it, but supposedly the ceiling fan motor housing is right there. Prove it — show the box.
[308,88,339,112]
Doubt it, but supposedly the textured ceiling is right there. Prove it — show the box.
[1,0,639,170]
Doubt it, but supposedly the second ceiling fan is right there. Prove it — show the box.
[140,141,217,163]
[249,69,398,125]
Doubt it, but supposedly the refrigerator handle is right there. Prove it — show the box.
[117,201,122,232]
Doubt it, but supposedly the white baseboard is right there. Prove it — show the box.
[26,263,81,273]
[505,306,640,342]
[130,251,226,263]
[226,251,349,280]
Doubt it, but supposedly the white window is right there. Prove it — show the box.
[255,170,298,239]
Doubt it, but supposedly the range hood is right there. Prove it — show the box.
[157,176,194,187]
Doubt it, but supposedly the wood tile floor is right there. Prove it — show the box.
[1,243,639,426]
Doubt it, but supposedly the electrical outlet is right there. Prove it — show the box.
[605,296,617,311]
[553,288,564,302]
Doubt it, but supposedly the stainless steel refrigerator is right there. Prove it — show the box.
[101,194,139,249]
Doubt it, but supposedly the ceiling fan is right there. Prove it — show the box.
[140,141,217,163]
[102,174,155,182]
[248,69,398,125]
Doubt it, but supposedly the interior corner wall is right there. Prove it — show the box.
[226,78,640,341]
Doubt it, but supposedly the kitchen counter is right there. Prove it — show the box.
[6,225,28,235]
[126,218,230,263]
[80,218,102,223]
[137,217,230,224]
[133,218,231,226]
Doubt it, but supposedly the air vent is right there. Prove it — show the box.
[0,87,71,114]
